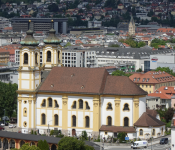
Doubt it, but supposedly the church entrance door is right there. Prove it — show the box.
[72,129,76,136]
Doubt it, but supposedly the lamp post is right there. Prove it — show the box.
[48,120,52,136]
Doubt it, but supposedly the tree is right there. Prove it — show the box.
[12,143,41,150]
[109,44,120,47]
[155,67,175,77]
[57,137,94,150]
[164,108,174,123]
[37,140,49,150]
[112,70,132,77]
[117,132,126,143]
[48,3,59,12]
[136,68,142,72]
[65,42,72,47]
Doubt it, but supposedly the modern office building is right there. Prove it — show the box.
[11,18,68,34]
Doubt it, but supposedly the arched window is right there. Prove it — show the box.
[107,103,112,110]
[107,116,112,126]
[123,104,129,111]
[85,102,90,110]
[41,99,46,107]
[24,53,28,64]
[47,51,51,62]
[161,128,163,135]
[79,99,83,109]
[35,53,38,64]
[48,98,52,107]
[85,116,90,128]
[23,108,27,117]
[72,115,76,127]
[58,51,60,63]
[139,129,143,136]
[72,101,76,109]
[54,100,59,108]
[20,140,25,148]
[124,117,129,126]
[152,129,155,136]
[42,114,46,125]
[54,114,58,126]
[30,142,35,146]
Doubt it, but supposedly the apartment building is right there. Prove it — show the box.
[0,17,10,31]
[62,50,97,68]
[0,52,9,63]
[129,71,175,94]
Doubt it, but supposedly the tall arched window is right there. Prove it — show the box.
[48,98,52,107]
[72,115,76,127]
[72,101,76,109]
[107,103,112,110]
[47,51,51,62]
[107,116,112,126]
[85,102,90,110]
[54,114,58,126]
[123,104,129,111]
[58,51,60,63]
[124,117,129,126]
[41,99,46,107]
[79,99,83,109]
[24,53,28,64]
[139,129,143,136]
[54,100,59,108]
[35,53,38,64]
[20,140,25,148]
[42,114,46,125]
[152,129,155,136]
[85,116,90,128]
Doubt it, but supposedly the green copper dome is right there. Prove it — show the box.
[20,30,39,46]
[44,28,62,44]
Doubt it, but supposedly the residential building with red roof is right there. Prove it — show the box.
[129,71,175,94]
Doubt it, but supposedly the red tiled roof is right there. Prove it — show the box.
[129,71,175,84]
[134,112,166,127]
[39,67,147,96]
[148,93,171,99]
[123,43,130,47]
[99,125,136,133]
[3,27,12,30]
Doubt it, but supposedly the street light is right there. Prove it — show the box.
[48,120,52,136]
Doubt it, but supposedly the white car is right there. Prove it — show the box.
[9,124,16,128]
[1,123,5,126]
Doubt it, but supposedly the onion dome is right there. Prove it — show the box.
[43,28,62,44]
[20,30,39,46]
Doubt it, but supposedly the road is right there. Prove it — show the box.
[104,143,171,150]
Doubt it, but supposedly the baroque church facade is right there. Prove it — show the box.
[17,24,165,139]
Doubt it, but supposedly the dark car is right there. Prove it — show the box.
[160,138,168,144]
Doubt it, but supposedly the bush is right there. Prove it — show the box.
[117,132,126,143]
[58,137,95,150]
[31,130,34,134]
[34,131,37,135]
[37,140,49,150]
[82,131,88,140]
[113,138,117,143]
[165,129,171,135]
[94,135,100,142]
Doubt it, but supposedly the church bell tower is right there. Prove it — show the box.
[17,20,42,132]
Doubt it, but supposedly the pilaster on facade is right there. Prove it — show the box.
[133,96,139,124]
[93,96,100,134]
[114,96,121,126]
[62,95,68,135]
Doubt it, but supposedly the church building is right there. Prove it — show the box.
[17,22,165,140]
[128,15,135,36]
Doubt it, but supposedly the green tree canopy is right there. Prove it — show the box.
[109,44,120,47]
[155,67,175,76]
[37,140,49,150]
[136,68,142,72]
[112,70,132,77]
[48,3,59,12]
[58,137,94,150]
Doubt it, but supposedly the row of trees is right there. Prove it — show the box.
[12,138,95,150]
[155,67,175,77]
[0,82,18,119]
[119,37,146,48]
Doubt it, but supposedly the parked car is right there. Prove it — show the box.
[9,124,16,128]
[2,116,9,121]
[131,141,148,149]
[1,123,5,127]
[160,138,168,144]
[0,126,4,130]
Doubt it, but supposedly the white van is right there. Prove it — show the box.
[131,141,148,149]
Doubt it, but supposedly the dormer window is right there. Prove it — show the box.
[142,78,146,82]
[133,78,136,82]
[137,78,140,82]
